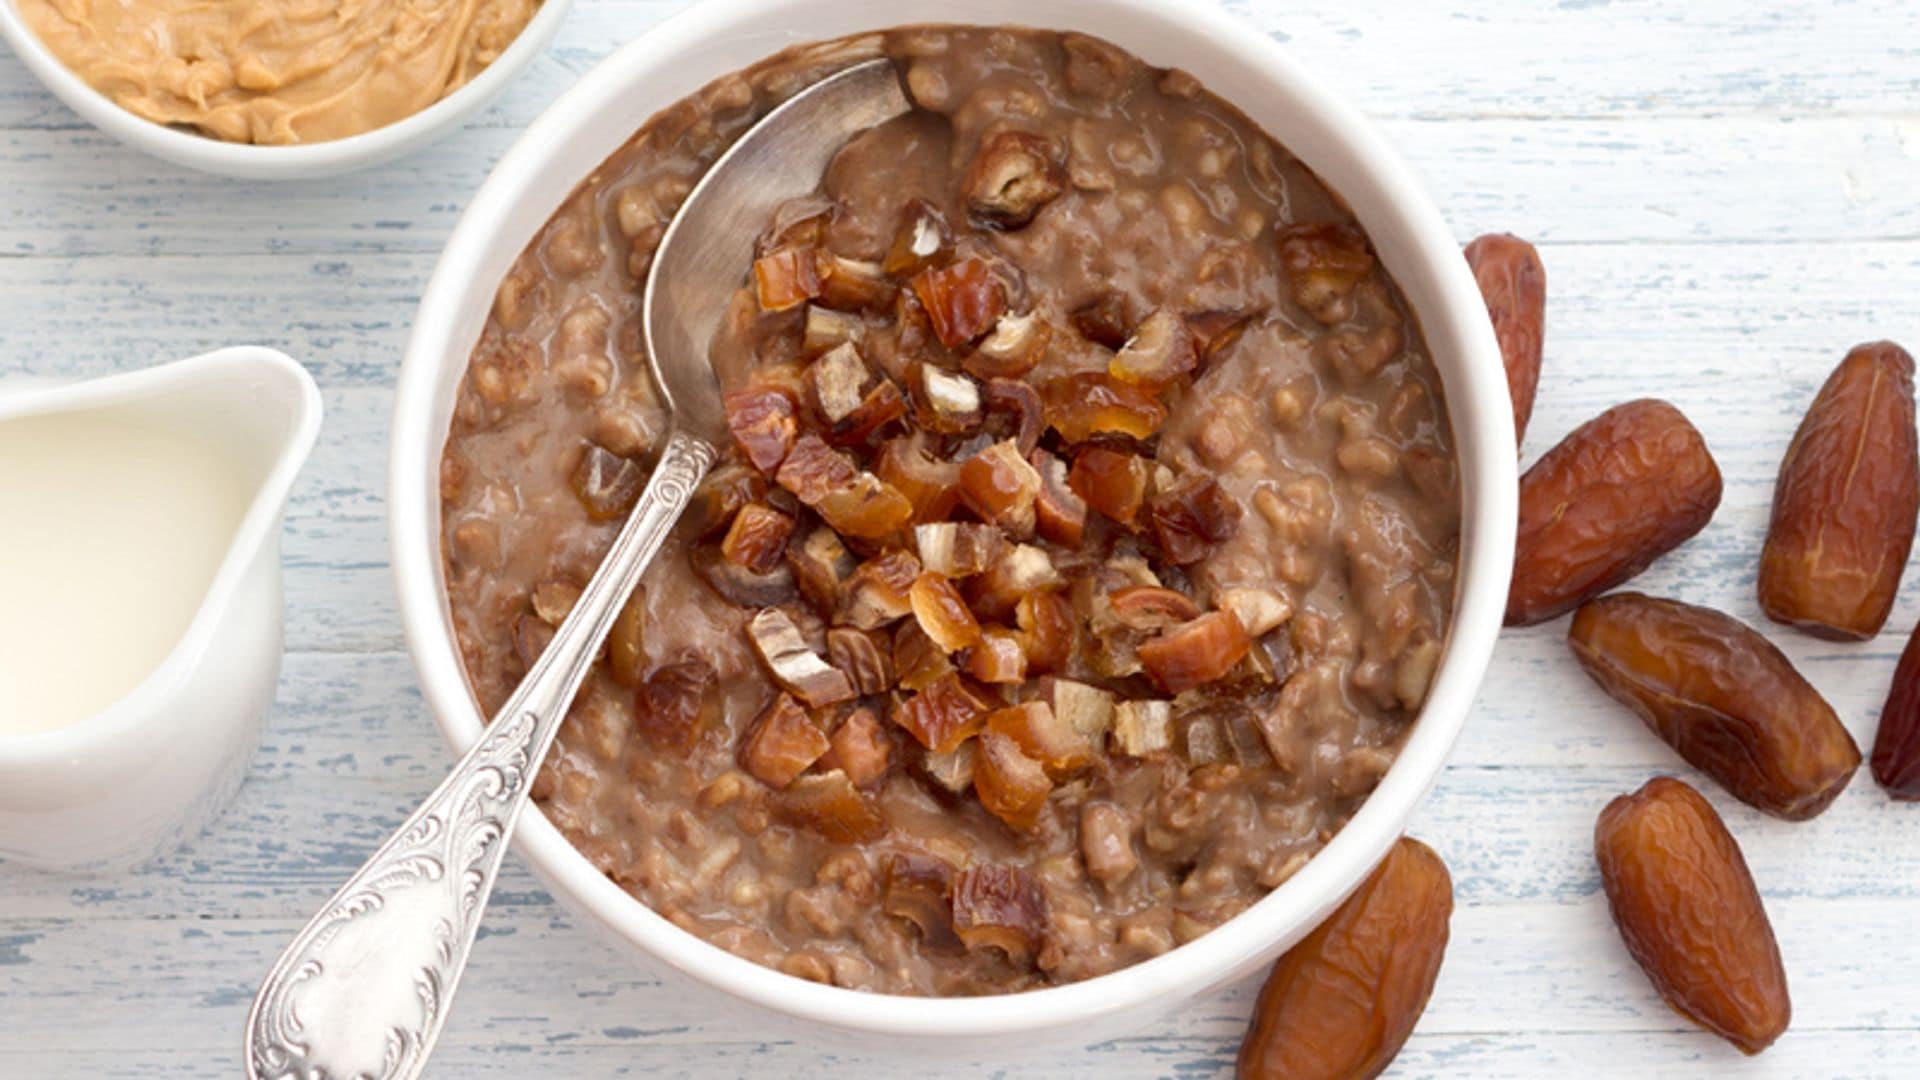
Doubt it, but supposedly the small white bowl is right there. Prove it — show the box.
[392,0,1516,1057]
[0,348,322,872]
[0,0,574,179]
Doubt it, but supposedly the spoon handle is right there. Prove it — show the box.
[246,430,717,1080]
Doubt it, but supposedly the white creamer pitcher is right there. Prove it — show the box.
[0,347,322,872]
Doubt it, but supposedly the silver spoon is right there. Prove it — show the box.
[245,59,910,1080]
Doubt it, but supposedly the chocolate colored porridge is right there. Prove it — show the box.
[438,25,1460,995]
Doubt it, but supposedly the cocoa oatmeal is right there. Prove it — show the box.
[439,25,1460,995]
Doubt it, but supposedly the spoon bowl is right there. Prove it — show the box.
[246,60,912,1080]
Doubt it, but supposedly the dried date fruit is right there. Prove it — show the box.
[739,692,831,788]
[965,313,1051,379]
[1874,620,1920,799]
[911,257,1006,348]
[958,439,1042,536]
[1595,777,1790,1055]
[1148,474,1242,565]
[910,572,984,653]
[974,729,1054,830]
[894,619,957,692]
[1108,585,1201,631]
[838,550,922,630]
[787,527,856,616]
[1139,611,1251,694]
[987,700,1092,777]
[1111,699,1172,756]
[911,364,984,435]
[826,627,892,696]
[963,131,1066,229]
[721,502,797,575]
[1757,341,1918,641]
[1109,309,1198,387]
[815,253,898,313]
[1185,309,1254,366]
[606,588,647,687]
[827,379,909,447]
[1237,837,1452,1080]
[882,853,959,947]
[1071,292,1134,349]
[774,434,857,504]
[684,462,767,538]
[806,341,871,424]
[635,658,719,754]
[967,544,1063,621]
[950,864,1047,965]
[801,304,863,360]
[1016,590,1077,675]
[964,626,1029,683]
[915,522,1007,578]
[1040,372,1168,443]
[822,706,893,788]
[746,607,855,709]
[1276,221,1374,326]
[1030,447,1088,547]
[725,388,800,474]
[883,199,953,277]
[776,769,887,842]
[693,544,798,608]
[1508,399,1722,626]
[1463,233,1546,444]
[876,434,962,523]
[891,672,995,753]
[1068,446,1149,526]
[981,378,1045,456]
[813,473,914,540]
[1569,592,1860,820]
[752,247,822,312]
[569,445,645,522]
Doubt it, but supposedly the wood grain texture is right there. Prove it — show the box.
[2,1,1918,1076]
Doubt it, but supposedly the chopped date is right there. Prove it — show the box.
[1030,447,1089,547]
[882,853,960,948]
[1508,399,1722,626]
[839,550,922,630]
[964,627,1029,683]
[958,440,1041,535]
[1277,221,1374,326]
[774,435,858,505]
[725,388,799,474]
[1070,292,1134,349]
[1148,474,1242,565]
[823,706,893,787]
[891,672,994,753]
[1040,373,1168,443]
[987,700,1093,777]
[721,502,797,574]
[1139,611,1251,694]
[1237,837,1452,1080]
[635,658,719,754]
[911,257,1006,348]
[875,435,962,523]
[1109,309,1198,387]
[1068,446,1149,526]
[752,247,822,312]
[973,729,1054,830]
[963,131,1066,229]
[739,692,830,788]
[746,607,856,708]
[569,444,645,522]
[965,313,1051,379]
[813,473,914,540]
[826,627,893,696]
[1568,593,1859,820]
[776,770,888,842]
[1757,341,1918,641]
[1015,590,1077,675]
[910,572,984,653]
[949,864,1047,965]
[883,198,952,278]
[1595,778,1790,1055]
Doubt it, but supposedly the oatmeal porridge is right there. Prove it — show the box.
[438,25,1459,995]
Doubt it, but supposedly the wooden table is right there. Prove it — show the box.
[3,1,1918,1075]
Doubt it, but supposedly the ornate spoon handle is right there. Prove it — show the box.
[246,430,716,1080]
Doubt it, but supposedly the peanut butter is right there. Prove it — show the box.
[19,0,541,145]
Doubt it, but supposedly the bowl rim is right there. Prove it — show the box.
[392,0,1515,1038]
[0,0,575,178]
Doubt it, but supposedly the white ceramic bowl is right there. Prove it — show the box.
[0,347,322,872]
[0,0,574,179]
[392,0,1516,1056]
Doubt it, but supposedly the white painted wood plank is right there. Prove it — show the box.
[4,0,1919,131]
[8,116,1920,257]
[3,899,1916,1073]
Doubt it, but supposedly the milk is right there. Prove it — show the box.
[0,410,252,735]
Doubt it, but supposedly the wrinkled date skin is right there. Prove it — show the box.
[1237,837,1453,1080]
[1758,341,1919,641]
[1464,233,1546,445]
[1595,777,1791,1055]
[1872,620,1920,799]
[1569,593,1860,820]
[1508,399,1722,626]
